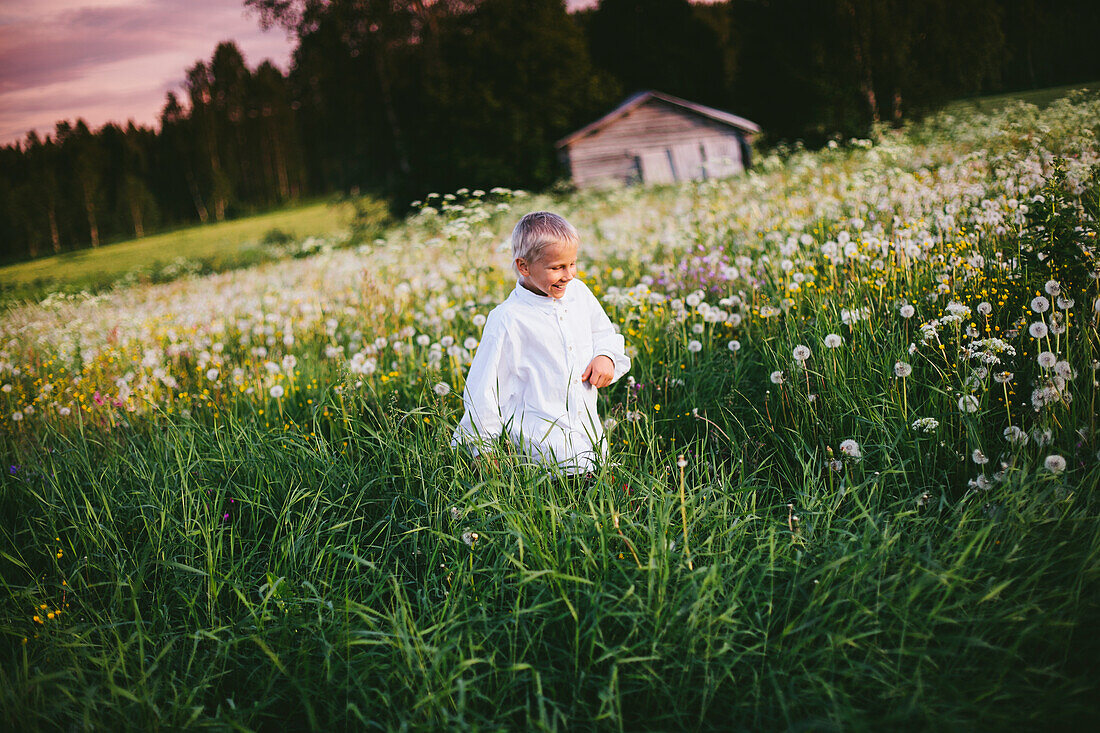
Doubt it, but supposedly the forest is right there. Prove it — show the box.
[2,0,1098,262]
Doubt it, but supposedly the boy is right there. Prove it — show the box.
[453,211,630,473]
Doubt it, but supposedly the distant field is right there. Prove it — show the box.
[944,80,1100,114]
[0,200,352,304]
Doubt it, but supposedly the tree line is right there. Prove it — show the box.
[3,0,1097,263]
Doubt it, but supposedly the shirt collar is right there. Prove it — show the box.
[513,279,570,309]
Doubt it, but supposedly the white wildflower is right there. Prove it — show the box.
[912,417,939,433]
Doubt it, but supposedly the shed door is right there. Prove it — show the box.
[670,143,705,181]
[637,149,675,184]
[702,138,743,178]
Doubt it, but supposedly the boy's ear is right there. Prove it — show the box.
[515,258,530,277]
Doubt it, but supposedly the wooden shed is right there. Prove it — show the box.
[556,90,761,188]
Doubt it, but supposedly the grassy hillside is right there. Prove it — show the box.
[0,200,353,304]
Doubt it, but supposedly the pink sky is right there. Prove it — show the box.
[0,0,294,146]
[0,0,612,148]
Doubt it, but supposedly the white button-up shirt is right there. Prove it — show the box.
[453,278,630,472]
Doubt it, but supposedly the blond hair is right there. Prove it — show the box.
[510,211,579,275]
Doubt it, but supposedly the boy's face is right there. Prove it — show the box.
[517,239,578,299]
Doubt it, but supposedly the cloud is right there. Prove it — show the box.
[0,0,294,145]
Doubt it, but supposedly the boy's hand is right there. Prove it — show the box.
[582,355,615,388]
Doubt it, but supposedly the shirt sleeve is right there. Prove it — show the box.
[452,311,517,456]
[585,284,631,383]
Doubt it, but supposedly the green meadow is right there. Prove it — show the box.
[1,94,1099,730]
[0,200,353,304]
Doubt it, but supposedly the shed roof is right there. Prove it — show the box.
[556,90,762,148]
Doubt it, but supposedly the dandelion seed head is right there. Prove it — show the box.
[1043,454,1066,473]
[839,439,862,460]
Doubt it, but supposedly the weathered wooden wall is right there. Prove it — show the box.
[563,101,748,188]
